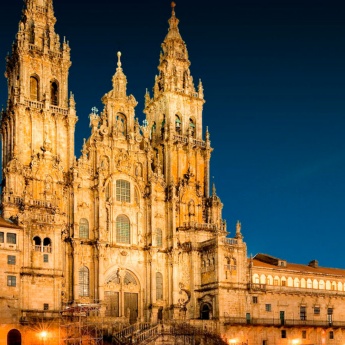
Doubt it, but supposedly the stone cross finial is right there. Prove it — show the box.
[91,106,98,114]
[117,51,122,68]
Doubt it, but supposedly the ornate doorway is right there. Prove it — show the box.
[105,269,140,323]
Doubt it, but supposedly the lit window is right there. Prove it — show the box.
[30,76,39,100]
[7,276,16,287]
[156,228,162,247]
[116,180,130,203]
[79,218,89,239]
[156,272,163,300]
[8,255,16,265]
[50,80,59,105]
[79,266,89,297]
[7,233,17,244]
[116,215,130,244]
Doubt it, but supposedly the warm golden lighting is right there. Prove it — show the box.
[40,331,47,339]
[292,340,299,345]
[229,339,238,344]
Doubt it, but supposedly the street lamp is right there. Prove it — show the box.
[40,331,47,345]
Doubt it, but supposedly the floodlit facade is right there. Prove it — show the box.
[1,1,345,344]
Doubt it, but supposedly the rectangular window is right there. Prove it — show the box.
[328,308,333,315]
[7,255,16,265]
[300,306,306,320]
[281,330,286,339]
[7,233,17,244]
[116,180,130,203]
[43,303,49,311]
[43,254,49,263]
[252,296,258,304]
[329,331,334,340]
[302,330,307,339]
[7,276,16,287]
[314,306,320,315]
[0,232,4,243]
[265,304,271,312]
[281,280,286,286]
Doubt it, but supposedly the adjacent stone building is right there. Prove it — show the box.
[1,1,345,344]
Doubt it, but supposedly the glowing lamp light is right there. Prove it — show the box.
[292,340,299,345]
[229,339,237,344]
[40,331,47,339]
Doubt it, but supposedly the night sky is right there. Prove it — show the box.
[1,1,345,268]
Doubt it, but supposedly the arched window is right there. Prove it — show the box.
[175,115,181,134]
[43,237,52,253]
[156,228,162,247]
[79,266,89,297]
[116,215,130,244]
[33,236,41,252]
[116,180,130,202]
[79,218,89,239]
[200,303,212,320]
[30,76,39,101]
[7,329,21,345]
[50,80,59,105]
[189,118,196,137]
[156,272,163,300]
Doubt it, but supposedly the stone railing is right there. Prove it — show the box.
[223,315,345,328]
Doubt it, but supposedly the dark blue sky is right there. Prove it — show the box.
[1,1,345,267]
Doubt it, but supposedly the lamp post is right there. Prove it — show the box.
[40,331,47,345]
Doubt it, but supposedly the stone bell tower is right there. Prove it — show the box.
[1,0,77,319]
[144,2,226,320]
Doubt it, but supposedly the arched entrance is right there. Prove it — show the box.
[104,269,140,324]
[200,303,212,320]
[7,329,21,345]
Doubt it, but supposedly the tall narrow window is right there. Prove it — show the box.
[79,218,89,239]
[300,306,306,320]
[33,236,41,251]
[50,80,59,105]
[43,237,52,253]
[0,232,4,243]
[30,76,39,100]
[156,228,162,247]
[79,266,89,297]
[175,115,181,134]
[156,272,163,300]
[189,118,196,137]
[116,180,130,202]
[116,215,130,244]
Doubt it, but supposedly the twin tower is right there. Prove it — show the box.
[1,0,245,326]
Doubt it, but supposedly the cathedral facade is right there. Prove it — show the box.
[1,1,345,345]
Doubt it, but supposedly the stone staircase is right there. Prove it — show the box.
[112,322,159,345]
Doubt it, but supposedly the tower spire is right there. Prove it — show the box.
[112,51,128,99]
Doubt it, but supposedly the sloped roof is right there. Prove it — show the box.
[0,217,22,229]
[251,253,345,277]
